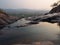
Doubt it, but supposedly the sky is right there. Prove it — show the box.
[0,0,58,10]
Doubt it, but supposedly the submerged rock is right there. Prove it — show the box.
[28,21,39,24]
[15,24,28,28]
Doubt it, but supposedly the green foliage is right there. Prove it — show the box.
[9,13,43,18]
[51,3,58,7]
[0,9,4,13]
[0,9,8,16]
[51,0,60,7]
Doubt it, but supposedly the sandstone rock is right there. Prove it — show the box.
[0,10,20,29]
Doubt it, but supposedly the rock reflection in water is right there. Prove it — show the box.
[12,41,54,45]
[54,22,60,45]
[0,19,60,45]
[0,30,3,35]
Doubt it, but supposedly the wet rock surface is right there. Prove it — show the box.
[11,12,60,28]
[26,13,60,23]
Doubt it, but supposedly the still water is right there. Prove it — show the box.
[0,19,60,45]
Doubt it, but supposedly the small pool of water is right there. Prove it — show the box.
[0,19,60,45]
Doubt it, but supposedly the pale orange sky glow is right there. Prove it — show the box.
[0,0,58,10]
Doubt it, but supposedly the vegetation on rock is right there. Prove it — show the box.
[49,0,60,13]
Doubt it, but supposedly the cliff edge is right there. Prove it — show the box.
[49,5,60,14]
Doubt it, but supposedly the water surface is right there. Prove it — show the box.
[0,19,60,45]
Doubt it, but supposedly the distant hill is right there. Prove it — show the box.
[3,9,49,17]
[4,9,49,14]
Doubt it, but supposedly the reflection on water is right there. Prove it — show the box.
[57,22,60,27]
[0,19,60,45]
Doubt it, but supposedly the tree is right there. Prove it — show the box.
[51,0,60,7]
[0,9,8,16]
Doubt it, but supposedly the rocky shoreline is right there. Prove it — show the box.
[25,12,60,24]
[11,12,60,28]
[1,8,60,28]
[0,13,21,29]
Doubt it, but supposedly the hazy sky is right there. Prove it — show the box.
[0,0,57,10]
